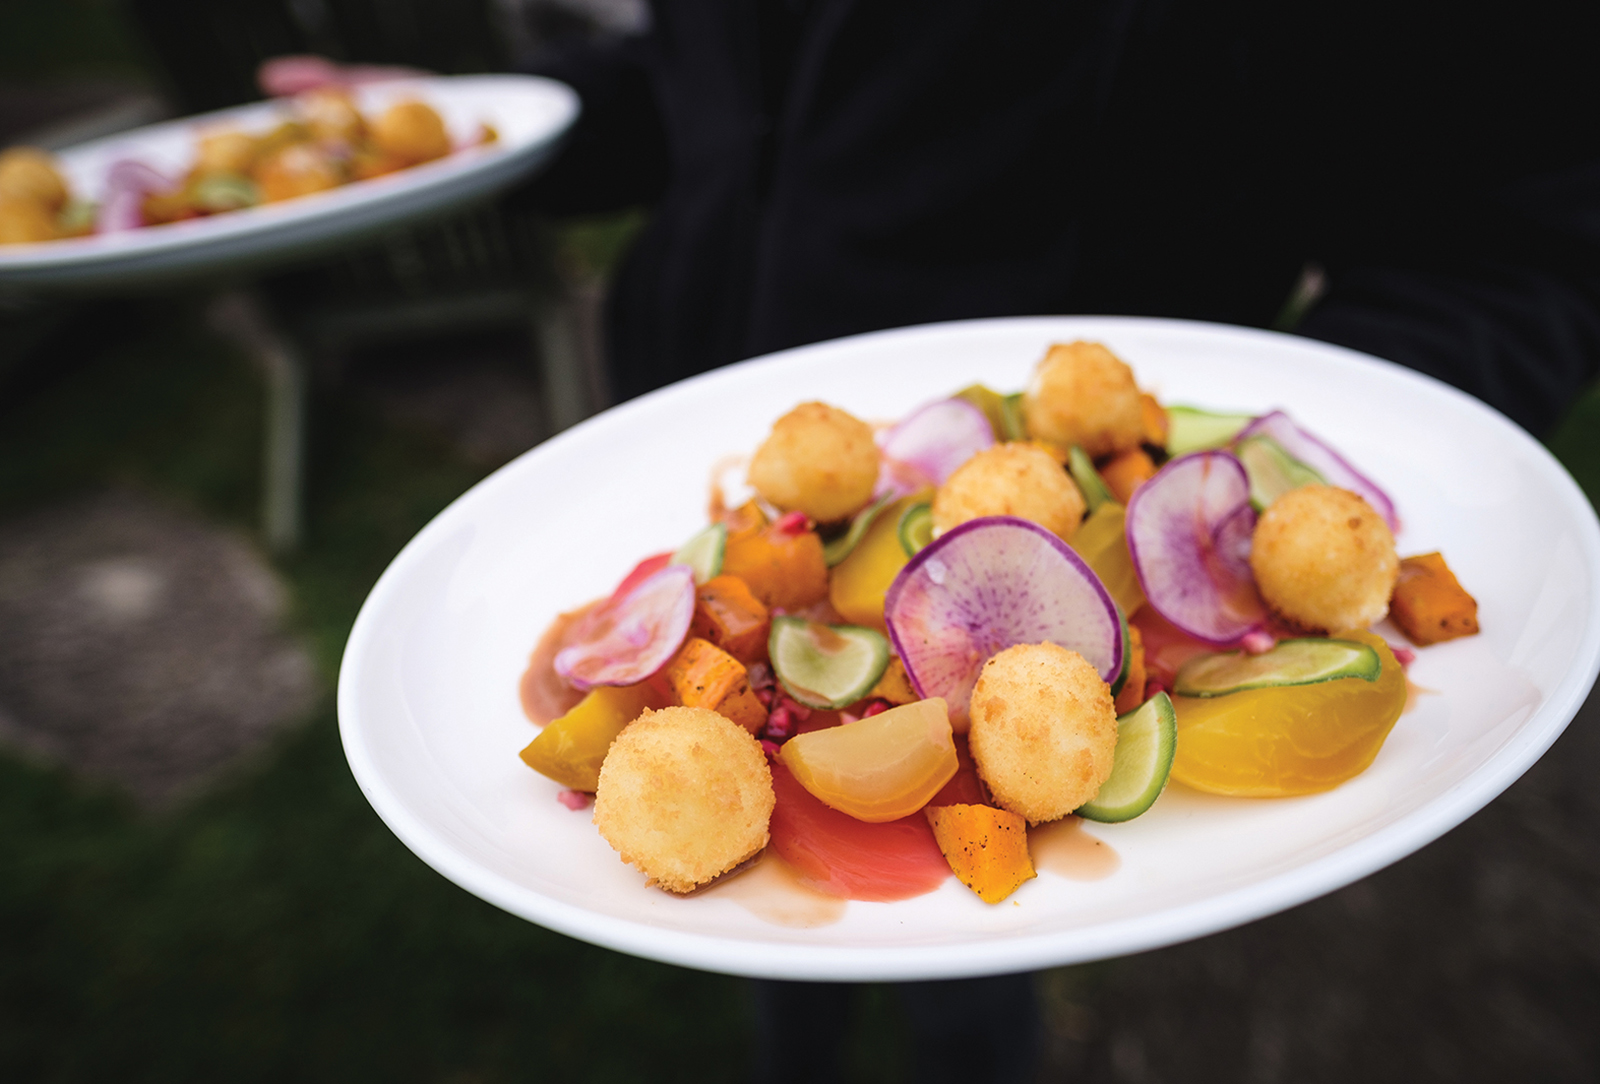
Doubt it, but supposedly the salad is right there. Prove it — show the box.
[0,88,493,245]
[517,341,1480,906]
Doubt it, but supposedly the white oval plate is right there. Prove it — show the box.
[0,74,577,289]
[338,316,1600,981]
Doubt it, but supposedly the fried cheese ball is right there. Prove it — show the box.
[372,100,451,165]
[300,87,366,146]
[1021,341,1145,458]
[932,441,1086,542]
[0,197,58,245]
[254,142,343,203]
[1250,484,1399,633]
[968,643,1117,823]
[194,130,260,177]
[0,147,67,212]
[748,401,879,522]
[593,706,775,893]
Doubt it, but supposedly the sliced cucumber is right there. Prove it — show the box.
[1173,637,1380,698]
[824,492,895,567]
[672,522,726,584]
[769,617,892,709]
[1165,406,1255,455]
[1068,446,1115,513]
[1076,692,1177,823]
[1108,605,1131,698]
[953,384,1009,439]
[898,501,934,557]
[1236,435,1325,511]
[998,392,1028,441]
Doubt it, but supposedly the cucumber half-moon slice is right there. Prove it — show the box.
[1076,692,1177,823]
[1173,637,1381,698]
[769,616,892,710]
[672,522,727,584]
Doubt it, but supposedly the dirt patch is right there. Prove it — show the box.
[0,489,316,807]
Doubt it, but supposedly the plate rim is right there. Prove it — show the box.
[337,314,1600,980]
[0,73,579,283]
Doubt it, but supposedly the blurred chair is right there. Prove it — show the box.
[124,0,610,549]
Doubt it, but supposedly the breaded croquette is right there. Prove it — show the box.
[1250,484,1399,633]
[932,441,1086,542]
[967,643,1117,823]
[1022,341,1145,458]
[593,706,775,892]
[748,401,879,522]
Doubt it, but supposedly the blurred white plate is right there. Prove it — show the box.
[338,316,1600,981]
[0,74,577,288]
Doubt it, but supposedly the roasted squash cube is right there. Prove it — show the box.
[923,803,1036,904]
[664,637,768,734]
[1390,552,1479,645]
[690,574,770,663]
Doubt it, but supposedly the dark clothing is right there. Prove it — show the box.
[527,1,1600,433]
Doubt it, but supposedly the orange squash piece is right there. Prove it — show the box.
[663,637,768,733]
[1114,624,1148,715]
[1389,552,1480,646]
[1100,447,1158,504]
[923,804,1036,904]
[721,520,829,611]
[1140,393,1169,448]
[689,574,770,663]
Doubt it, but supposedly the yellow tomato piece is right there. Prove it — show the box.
[1069,502,1146,617]
[519,682,667,791]
[828,495,923,630]
[779,698,959,822]
[1169,630,1404,796]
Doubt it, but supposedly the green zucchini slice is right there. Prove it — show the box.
[1068,446,1115,513]
[1165,406,1254,455]
[824,492,895,567]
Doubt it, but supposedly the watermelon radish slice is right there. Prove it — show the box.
[1125,451,1266,646]
[1235,411,1397,531]
[878,397,995,490]
[883,516,1123,728]
[554,563,696,690]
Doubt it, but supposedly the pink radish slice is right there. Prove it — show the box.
[1236,411,1398,531]
[883,516,1122,729]
[878,397,995,494]
[1125,451,1266,646]
[96,160,172,234]
[554,563,696,690]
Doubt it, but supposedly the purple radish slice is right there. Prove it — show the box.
[554,563,695,690]
[1236,411,1398,531]
[883,516,1122,730]
[1125,451,1266,646]
[96,159,173,234]
[877,397,995,493]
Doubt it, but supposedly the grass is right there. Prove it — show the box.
[0,296,770,1083]
[2,289,1599,1081]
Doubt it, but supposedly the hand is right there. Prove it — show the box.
[257,55,433,98]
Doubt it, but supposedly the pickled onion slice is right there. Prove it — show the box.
[877,397,995,495]
[883,516,1122,730]
[1236,411,1397,531]
[1125,451,1266,646]
[554,564,695,690]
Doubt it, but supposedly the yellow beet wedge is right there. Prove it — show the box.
[779,698,959,822]
[520,683,667,791]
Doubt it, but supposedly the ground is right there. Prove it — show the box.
[0,292,1598,1082]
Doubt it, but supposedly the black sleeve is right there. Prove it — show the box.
[1298,168,1600,437]
[515,34,671,215]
